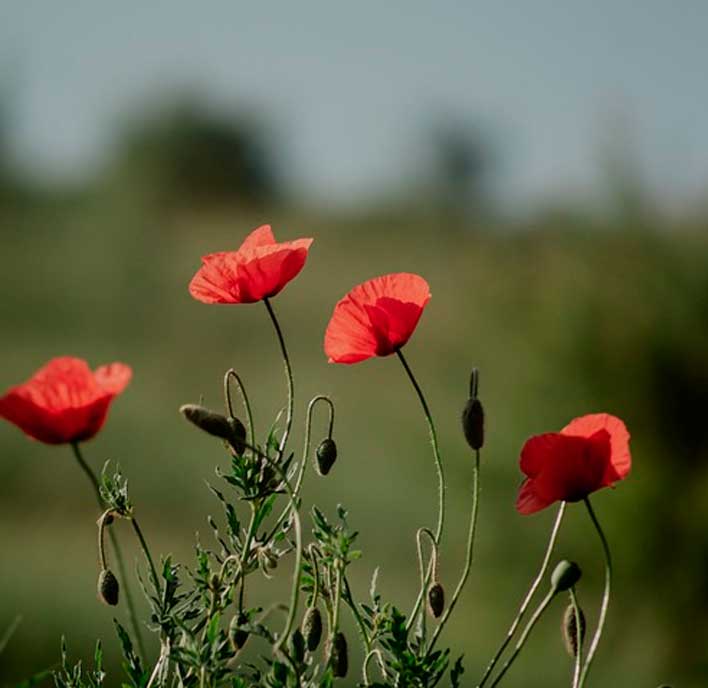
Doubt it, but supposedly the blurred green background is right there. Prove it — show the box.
[2,3,708,687]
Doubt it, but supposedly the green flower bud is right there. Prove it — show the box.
[302,606,323,651]
[290,628,306,664]
[328,631,348,678]
[461,398,484,450]
[97,569,119,606]
[562,602,586,657]
[427,582,445,619]
[315,438,337,476]
[229,613,249,653]
[551,560,582,592]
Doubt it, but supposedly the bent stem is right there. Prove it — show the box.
[428,447,481,653]
[489,589,557,687]
[395,350,446,632]
[130,517,160,596]
[224,369,255,450]
[477,501,566,687]
[578,497,611,688]
[263,298,294,458]
[569,587,583,688]
[70,442,146,659]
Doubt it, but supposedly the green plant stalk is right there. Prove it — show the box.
[489,588,557,687]
[224,368,255,450]
[395,349,446,632]
[238,504,258,611]
[428,447,481,652]
[342,573,371,652]
[569,587,583,688]
[578,497,611,688]
[264,297,294,458]
[130,517,160,595]
[70,442,146,659]
[477,501,566,687]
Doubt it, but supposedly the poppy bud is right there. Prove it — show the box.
[290,628,306,664]
[229,613,249,652]
[180,404,246,456]
[328,631,348,678]
[462,398,484,450]
[315,438,337,476]
[97,569,119,606]
[427,582,445,618]
[561,602,586,657]
[302,606,323,651]
[550,560,582,593]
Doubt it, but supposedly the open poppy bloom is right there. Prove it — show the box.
[324,273,431,364]
[516,413,631,515]
[0,357,132,445]
[189,225,313,304]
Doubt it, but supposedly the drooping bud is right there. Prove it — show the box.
[229,613,249,653]
[328,631,348,678]
[551,560,582,593]
[302,606,323,651]
[315,438,338,476]
[461,398,484,450]
[562,602,586,657]
[97,569,119,606]
[179,404,246,456]
[427,582,445,618]
[290,628,306,664]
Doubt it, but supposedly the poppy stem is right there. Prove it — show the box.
[69,443,146,660]
[569,587,583,688]
[395,349,446,632]
[263,298,293,459]
[488,588,558,687]
[577,497,611,688]
[224,369,255,450]
[477,501,566,687]
[428,447,481,653]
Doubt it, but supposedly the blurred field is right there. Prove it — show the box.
[1,182,708,687]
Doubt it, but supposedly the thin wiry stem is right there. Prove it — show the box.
[578,497,612,688]
[477,501,566,687]
[569,587,583,688]
[224,369,255,450]
[70,442,146,659]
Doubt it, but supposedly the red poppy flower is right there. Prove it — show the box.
[324,273,431,364]
[188,225,313,304]
[0,357,132,445]
[516,413,631,515]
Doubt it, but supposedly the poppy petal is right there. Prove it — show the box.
[239,224,276,252]
[516,479,555,515]
[94,363,132,395]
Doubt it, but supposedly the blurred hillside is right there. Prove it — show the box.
[1,97,708,687]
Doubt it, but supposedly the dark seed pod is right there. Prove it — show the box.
[229,613,249,653]
[302,606,323,651]
[97,569,119,606]
[180,404,248,456]
[328,631,348,678]
[427,582,445,618]
[562,603,586,657]
[315,438,338,476]
[551,560,582,593]
[227,417,247,457]
[461,398,484,450]
[290,628,306,664]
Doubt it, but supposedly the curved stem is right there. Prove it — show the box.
[478,501,566,687]
[569,587,583,688]
[489,589,557,687]
[363,648,386,686]
[97,510,113,570]
[263,298,293,458]
[415,527,437,640]
[578,497,611,688]
[70,443,146,659]
[428,448,481,652]
[130,517,160,595]
[395,350,446,631]
[224,369,255,450]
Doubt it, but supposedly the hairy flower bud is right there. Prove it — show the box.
[97,569,119,606]
[229,613,249,653]
[315,438,338,476]
[427,582,445,618]
[551,560,582,592]
[302,606,323,651]
[179,404,246,456]
[290,628,306,664]
[562,602,586,657]
[462,398,484,450]
[328,631,348,678]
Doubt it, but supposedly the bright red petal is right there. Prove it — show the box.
[562,413,631,485]
[516,479,555,515]
[519,433,562,477]
[94,363,132,395]
[239,224,276,252]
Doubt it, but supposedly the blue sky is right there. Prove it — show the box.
[2,1,707,210]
